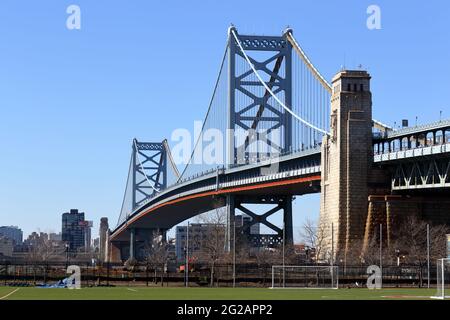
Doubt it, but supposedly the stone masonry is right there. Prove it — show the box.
[320,70,375,261]
[320,70,449,262]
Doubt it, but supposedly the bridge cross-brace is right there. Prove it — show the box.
[227,27,293,166]
[226,194,293,251]
[131,139,167,210]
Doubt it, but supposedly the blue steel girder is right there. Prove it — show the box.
[390,157,450,190]
[132,139,167,210]
[228,29,292,166]
[228,194,294,249]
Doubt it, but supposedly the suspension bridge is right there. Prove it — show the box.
[108,26,450,262]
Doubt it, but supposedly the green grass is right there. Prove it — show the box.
[0,286,440,300]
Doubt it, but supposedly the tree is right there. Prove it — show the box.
[195,208,227,287]
[253,248,280,285]
[390,216,448,286]
[300,218,329,264]
[26,232,61,284]
[145,234,169,286]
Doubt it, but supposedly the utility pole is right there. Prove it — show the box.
[380,224,383,288]
[331,223,334,266]
[331,223,335,288]
[232,216,236,288]
[427,224,430,289]
[282,222,286,288]
[185,221,189,288]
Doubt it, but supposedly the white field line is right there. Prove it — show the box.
[127,288,138,292]
[0,288,20,300]
[381,295,433,299]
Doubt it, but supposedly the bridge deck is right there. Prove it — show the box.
[111,150,321,241]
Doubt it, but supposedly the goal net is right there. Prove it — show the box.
[271,265,338,289]
[432,258,450,299]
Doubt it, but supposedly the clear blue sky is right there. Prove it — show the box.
[0,1,449,240]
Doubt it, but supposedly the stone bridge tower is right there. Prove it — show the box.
[320,70,374,261]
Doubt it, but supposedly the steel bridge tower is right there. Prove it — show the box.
[126,139,168,260]
[225,27,294,250]
[131,139,167,210]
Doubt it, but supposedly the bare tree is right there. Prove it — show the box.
[253,248,281,285]
[300,218,329,264]
[361,235,382,266]
[195,208,227,287]
[144,233,169,286]
[392,216,448,279]
[26,232,61,284]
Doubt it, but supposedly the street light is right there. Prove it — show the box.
[65,243,70,268]
[183,247,187,287]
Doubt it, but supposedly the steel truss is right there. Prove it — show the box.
[228,28,292,165]
[132,139,167,209]
[391,157,450,190]
[226,195,293,250]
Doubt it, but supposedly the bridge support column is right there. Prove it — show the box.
[226,195,236,252]
[129,228,135,261]
[108,241,122,263]
[320,70,374,261]
[283,196,293,246]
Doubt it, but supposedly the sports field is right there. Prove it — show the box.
[0,286,440,300]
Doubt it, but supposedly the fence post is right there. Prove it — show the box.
[107,261,110,286]
[427,224,430,289]
[271,266,274,289]
[4,262,7,286]
[379,224,383,288]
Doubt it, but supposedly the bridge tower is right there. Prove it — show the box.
[131,139,167,210]
[111,139,168,262]
[225,27,294,250]
[320,70,373,261]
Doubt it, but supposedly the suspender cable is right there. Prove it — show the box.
[285,31,332,93]
[177,39,230,182]
[231,29,330,136]
[163,139,180,179]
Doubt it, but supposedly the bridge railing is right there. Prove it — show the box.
[117,148,322,228]
[374,142,450,163]
[373,119,450,157]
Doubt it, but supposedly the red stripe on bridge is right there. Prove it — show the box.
[111,174,321,239]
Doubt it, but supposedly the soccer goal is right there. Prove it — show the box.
[271,265,338,289]
[431,258,450,299]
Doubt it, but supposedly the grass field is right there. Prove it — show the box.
[0,286,441,300]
